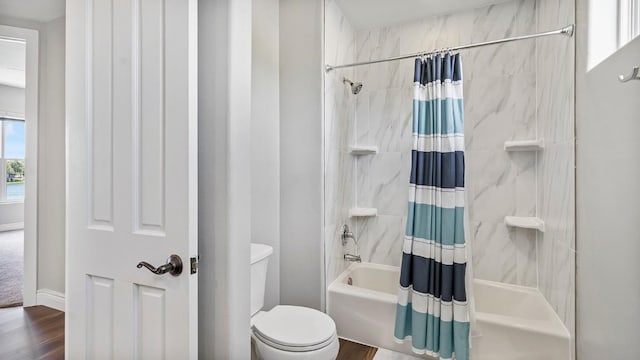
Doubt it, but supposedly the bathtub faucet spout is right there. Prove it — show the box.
[344,253,361,262]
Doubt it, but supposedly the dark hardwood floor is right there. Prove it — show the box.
[0,306,64,360]
[337,338,378,360]
[0,306,377,360]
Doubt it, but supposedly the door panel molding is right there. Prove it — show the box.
[66,0,198,357]
[87,0,115,230]
[133,0,166,235]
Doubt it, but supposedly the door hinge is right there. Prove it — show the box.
[190,256,199,275]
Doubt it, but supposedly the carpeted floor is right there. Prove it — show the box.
[0,230,24,308]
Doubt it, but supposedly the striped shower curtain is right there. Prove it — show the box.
[394,54,470,360]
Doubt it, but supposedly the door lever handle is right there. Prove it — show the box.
[137,254,183,276]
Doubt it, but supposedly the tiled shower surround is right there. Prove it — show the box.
[324,0,575,339]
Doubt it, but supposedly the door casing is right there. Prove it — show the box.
[0,24,39,308]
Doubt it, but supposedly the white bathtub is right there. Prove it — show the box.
[327,262,570,360]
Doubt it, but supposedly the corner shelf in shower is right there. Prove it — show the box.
[504,216,545,232]
[348,145,378,156]
[504,139,544,152]
[349,208,378,218]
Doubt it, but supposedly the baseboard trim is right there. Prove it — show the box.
[0,222,24,232]
[36,289,65,312]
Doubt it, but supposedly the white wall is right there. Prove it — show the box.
[576,1,640,358]
[37,16,66,294]
[279,0,324,310]
[0,202,24,226]
[0,84,25,117]
[198,0,253,358]
[251,0,280,310]
[0,15,66,295]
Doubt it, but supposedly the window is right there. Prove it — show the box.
[0,118,25,202]
[619,0,640,47]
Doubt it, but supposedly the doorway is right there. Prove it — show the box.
[0,25,39,309]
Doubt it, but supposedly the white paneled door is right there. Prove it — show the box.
[66,0,198,358]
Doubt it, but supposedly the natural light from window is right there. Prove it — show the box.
[619,0,640,47]
[0,119,25,202]
[587,0,640,70]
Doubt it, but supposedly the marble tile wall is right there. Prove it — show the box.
[535,0,576,343]
[347,0,540,287]
[324,0,357,284]
[324,0,575,344]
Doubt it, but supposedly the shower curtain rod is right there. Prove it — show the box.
[325,24,574,72]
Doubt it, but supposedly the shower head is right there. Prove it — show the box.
[343,77,363,95]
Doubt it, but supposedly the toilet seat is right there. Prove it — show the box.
[254,330,337,352]
[252,334,340,360]
[252,305,337,352]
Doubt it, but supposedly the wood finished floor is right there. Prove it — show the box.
[337,338,378,360]
[0,306,64,360]
[0,306,377,360]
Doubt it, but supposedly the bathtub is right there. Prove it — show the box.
[327,262,570,360]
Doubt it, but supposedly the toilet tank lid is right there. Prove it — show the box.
[251,243,273,264]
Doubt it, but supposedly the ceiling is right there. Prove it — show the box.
[0,0,65,23]
[0,39,26,88]
[335,0,513,30]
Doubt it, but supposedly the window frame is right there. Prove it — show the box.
[619,0,640,47]
[0,117,26,203]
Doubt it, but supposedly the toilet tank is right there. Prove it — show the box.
[251,243,273,316]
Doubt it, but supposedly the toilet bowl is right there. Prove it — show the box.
[251,244,340,360]
[251,306,339,360]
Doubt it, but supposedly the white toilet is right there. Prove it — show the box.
[251,243,340,360]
